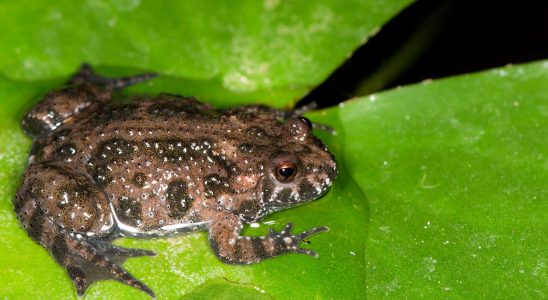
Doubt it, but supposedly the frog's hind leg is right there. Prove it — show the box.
[21,64,156,138]
[69,63,157,90]
[14,163,157,297]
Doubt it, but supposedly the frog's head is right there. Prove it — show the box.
[237,117,337,223]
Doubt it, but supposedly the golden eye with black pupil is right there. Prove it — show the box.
[297,117,312,129]
[275,162,297,182]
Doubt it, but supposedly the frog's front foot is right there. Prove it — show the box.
[208,214,328,264]
[268,223,329,257]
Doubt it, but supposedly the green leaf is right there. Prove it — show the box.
[0,1,418,298]
[0,0,412,107]
[3,61,546,298]
[2,1,545,299]
[313,61,547,298]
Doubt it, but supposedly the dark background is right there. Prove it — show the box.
[301,0,548,107]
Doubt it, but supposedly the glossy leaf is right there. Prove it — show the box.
[3,60,546,298]
[1,0,545,299]
[0,0,412,107]
[314,62,547,298]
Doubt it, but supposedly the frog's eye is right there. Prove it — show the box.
[275,162,297,183]
[297,117,312,129]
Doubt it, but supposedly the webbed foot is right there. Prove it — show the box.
[60,237,156,297]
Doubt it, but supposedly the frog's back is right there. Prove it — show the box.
[34,94,283,234]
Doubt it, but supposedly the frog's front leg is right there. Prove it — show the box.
[14,163,156,297]
[207,213,328,264]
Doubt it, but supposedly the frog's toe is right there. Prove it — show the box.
[92,239,156,261]
[295,247,319,258]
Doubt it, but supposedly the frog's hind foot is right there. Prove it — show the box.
[69,63,157,90]
[60,236,156,298]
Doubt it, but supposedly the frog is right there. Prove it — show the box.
[14,64,338,298]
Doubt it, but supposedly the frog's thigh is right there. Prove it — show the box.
[17,163,113,235]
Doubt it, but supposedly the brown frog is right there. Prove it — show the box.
[14,65,338,297]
